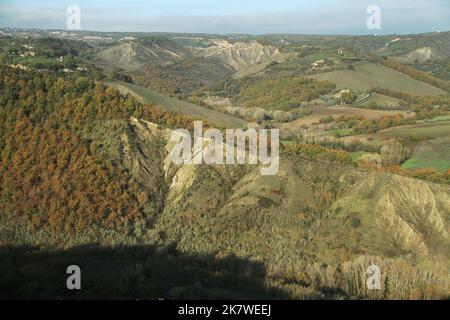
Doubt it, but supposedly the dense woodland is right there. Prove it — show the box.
[134,58,233,97]
[0,66,192,237]
[215,76,336,111]
[320,114,417,134]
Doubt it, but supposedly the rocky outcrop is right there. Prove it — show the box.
[96,41,188,71]
[407,47,438,62]
[192,40,282,71]
[122,118,449,280]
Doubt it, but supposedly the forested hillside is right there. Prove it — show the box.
[0,66,191,239]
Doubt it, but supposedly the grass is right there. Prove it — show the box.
[304,52,332,63]
[310,61,446,96]
[376,121,450,143]
[350,121,450,172]
[416,115,450,124]
[401,137,450,172]
[281,140,298,145]
[13,56,64,66]
[109,81,247,129]
[328,128,354,137]
[401,158,450,172]
[341,121,450,172]
[351,151,371,162]
[360,93,402,108]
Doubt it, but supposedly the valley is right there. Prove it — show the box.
[0,27,449,300]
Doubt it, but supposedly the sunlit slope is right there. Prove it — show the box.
[310,61,446,96]
[109,81,247,128]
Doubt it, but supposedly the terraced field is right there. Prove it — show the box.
[310,61,446,96]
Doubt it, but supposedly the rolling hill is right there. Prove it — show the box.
[109,81,247,128]
[1,28,450,300]
[341,121,450,172]
[310,61,446,96]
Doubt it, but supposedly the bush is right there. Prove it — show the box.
[381,140,410,167]
[282,143,353,165]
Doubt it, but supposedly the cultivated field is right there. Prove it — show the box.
[310,61,446,96]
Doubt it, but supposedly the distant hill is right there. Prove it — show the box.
[96,37,189,71]
[95,37,284,89]
[96,37,283,70]
[252,32,450,63]
[191,39,283,72]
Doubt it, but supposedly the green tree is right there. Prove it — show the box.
[341,91,358,106]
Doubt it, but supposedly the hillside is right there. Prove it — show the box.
[109,81,247,128]
[96,37,189,71]
[310,61,446,96]
[2,109,448,298]
[95,38,283,74]
[191,40,284,72]
[108,118,450,298]
[1,29,450,300]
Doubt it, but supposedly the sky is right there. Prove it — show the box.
[1,0,450,35]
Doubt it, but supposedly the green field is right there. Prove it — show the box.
[401,137,450,172]
[342,121,450,172]
[303,52,333,63]
[416,115,450,124]
[109,81,247,128]
[310,61,446,96]
[376,121,450,142]
[361,121,450,172]
[359,93,403,108]
[328,128,354,137]
[12,56,65,68]
[351,151,371,162]
[281,140,298,145]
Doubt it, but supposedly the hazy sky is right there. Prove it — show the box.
[1,0,449,35]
